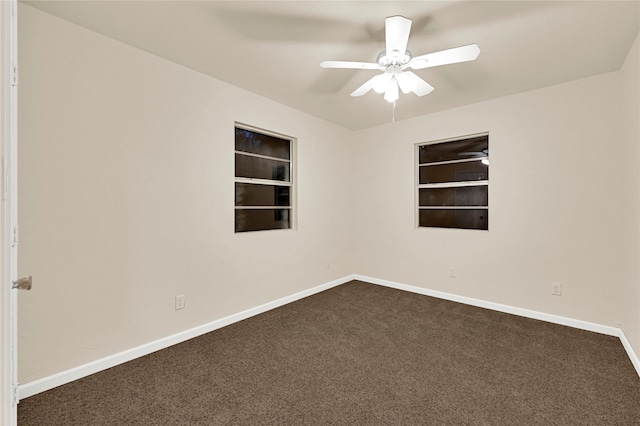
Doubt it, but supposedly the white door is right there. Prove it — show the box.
[3,1,20,424]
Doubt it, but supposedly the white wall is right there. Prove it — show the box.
[621,32,640,354]
[17,4,354,384]
[17,2,640,388]
[352,51,640,354]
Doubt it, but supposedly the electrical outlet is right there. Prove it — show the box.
[449,267,456,278]
[551,283,562,296]
[175,294,185,310]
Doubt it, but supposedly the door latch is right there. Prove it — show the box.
[12,276,32,290]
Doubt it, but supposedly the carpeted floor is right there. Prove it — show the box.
[18,280,640,425]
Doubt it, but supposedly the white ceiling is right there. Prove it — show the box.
[22,1,640,130]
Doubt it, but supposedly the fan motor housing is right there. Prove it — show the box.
[377,50,412,68]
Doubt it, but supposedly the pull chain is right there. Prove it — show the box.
[392,101,396,124]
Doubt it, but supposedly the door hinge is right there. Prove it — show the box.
[1,157,5,201]
[12,385,19,405]
[11,64,18,87]
[11,225,18,247]
[12,276,32,291]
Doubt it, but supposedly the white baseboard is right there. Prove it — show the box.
[19,273,639,399]
[353,274,640,377]
[18,275,354,400]
[619,329,640,376]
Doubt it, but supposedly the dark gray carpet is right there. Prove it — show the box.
[18,280,640,425]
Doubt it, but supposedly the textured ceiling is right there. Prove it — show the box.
[22,1,640,130]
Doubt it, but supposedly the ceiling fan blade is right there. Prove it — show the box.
[320,60,381,70]
[459,149,488,157]
[396,71,434,96]
[385,16,412,58]
[407,71,434,96]
[409,44,481,70]
[395,72,415,94]
[350,76,377,97]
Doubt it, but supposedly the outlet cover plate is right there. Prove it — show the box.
[175,294,185,310]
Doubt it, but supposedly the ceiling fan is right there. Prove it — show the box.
[460,148,489,165]
[320,16,480,103]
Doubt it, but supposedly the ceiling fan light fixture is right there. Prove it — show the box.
[372,73,392,94]
[384,79,399,103]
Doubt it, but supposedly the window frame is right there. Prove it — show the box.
[234,123,296,233]
[415,132,489,231]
